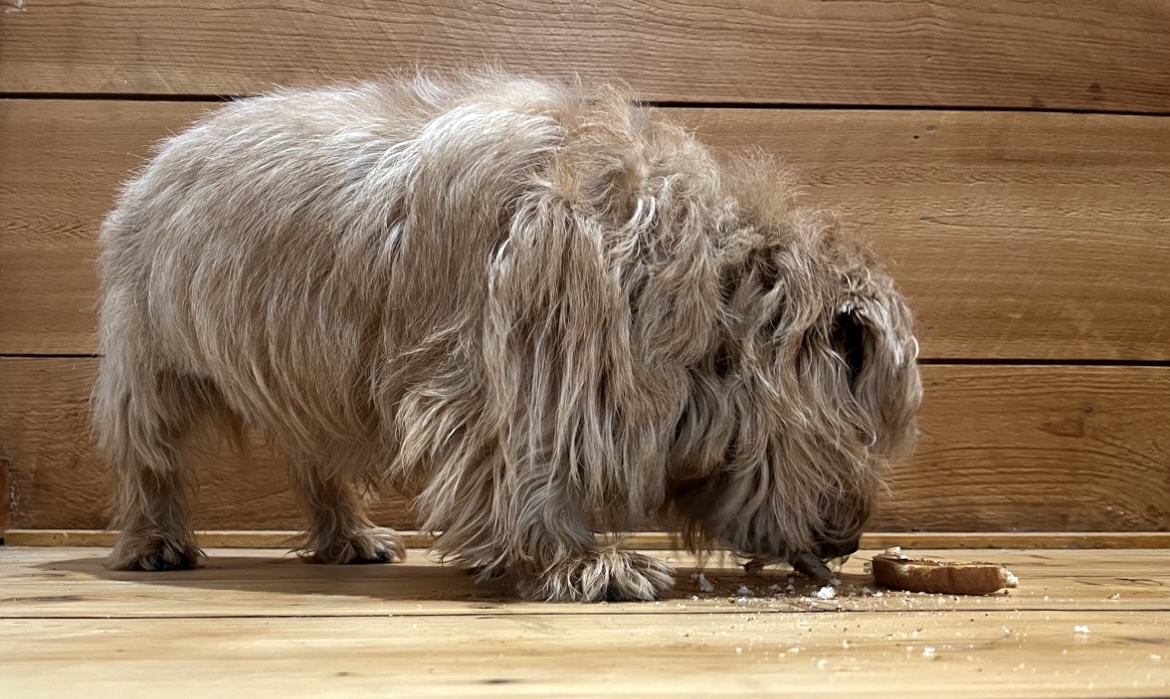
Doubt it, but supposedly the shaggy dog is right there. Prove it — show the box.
[94,71,922,602]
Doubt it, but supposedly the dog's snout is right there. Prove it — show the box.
[816,536,861,560]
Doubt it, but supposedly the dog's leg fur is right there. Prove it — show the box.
[98,370,207,571]
[518,547,676,603]
[289,461,405,565]
[504,474,674,602]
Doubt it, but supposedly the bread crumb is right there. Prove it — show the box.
[1074,625,1090,635]
[816,585,836,600]
[923,647,936,658]
[817,659,829,669]
[691,572,715,593]
[737,585,753,596]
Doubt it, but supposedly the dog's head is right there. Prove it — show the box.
[668,166,922,569]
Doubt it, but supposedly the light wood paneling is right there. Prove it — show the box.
[2,1,1169,113]
[676,108,1170,361]
[0,101,215,355]
[3,101,1168,359]
[1,548,1168,698]
[0,453,9,534]
[2,359,1166,533]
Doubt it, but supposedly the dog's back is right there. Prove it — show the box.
[97,74,578,455]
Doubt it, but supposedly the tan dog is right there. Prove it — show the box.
[94,71,922,601]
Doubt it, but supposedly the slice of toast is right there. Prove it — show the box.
[871,548,1019,596]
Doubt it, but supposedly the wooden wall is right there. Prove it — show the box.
[1,1,1167,535]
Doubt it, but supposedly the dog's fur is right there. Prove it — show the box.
[94,71,922,602]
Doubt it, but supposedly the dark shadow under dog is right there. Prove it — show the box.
[30,553,864,611]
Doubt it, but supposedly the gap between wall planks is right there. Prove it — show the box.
[2,101,1168,360]
[1,359,1167,533]
[1,0,1169,113]
[6,529,1170,550]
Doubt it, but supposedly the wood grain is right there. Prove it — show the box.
[7,530,1170,551]
[3,101,1168,359]
[2,1,1170,113]
[2,359,1166,533]
[2,607,1167,696]
[0,449,9,534]
[5,615,1168,698]
[0,101,215,355]
[2,547,1169,618]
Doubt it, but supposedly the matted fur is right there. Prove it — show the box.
[93,70,922,601]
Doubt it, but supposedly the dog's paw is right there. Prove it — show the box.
[105,531,202,572]
[520,549,675,602]
[301,527,406,565]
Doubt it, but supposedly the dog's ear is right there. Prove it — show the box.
[831,298,920,460]
[831,307,868,390]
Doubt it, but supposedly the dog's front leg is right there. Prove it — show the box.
[500,479,674,602]
[517,546,676,603]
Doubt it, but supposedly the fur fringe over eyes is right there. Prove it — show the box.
[93,69,923,601]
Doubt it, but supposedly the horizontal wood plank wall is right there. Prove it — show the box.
[2,1,1169,112]
[1,359,1166,532]
[1,1,1168,538]
[3,101,1168,360]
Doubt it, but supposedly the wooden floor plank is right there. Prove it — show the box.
[2,548,1168,619]
[1,612,1166,697]
[2,0,1168,113]
[2,547,1166,697]
[4,101,1169,359]
[3,359,1167,533]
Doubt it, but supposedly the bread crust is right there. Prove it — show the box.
[871,549,1019,596]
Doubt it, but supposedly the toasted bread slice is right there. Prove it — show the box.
[871,548,1019,596]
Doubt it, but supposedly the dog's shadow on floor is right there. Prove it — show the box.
[37,552,860,608]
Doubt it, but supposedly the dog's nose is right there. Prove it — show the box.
[817,536,861,560]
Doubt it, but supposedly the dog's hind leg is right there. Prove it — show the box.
[289,459,405,565]
[97,368,214,571]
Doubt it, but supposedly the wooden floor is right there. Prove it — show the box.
[1,546,1167,697]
